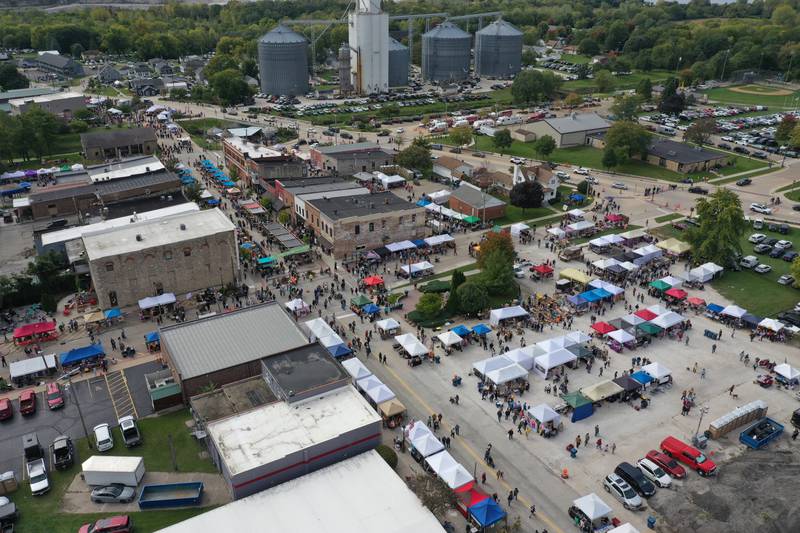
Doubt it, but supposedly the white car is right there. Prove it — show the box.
[604,473,643,510]
[93,423,114,452]
[612,182,628,190]
[395,128,404,134]
[776,240,793,250]
[574,167,589,175]
[778,274,795,285]
[586,176,599,185]
[740,255,759,269]
[721,136,734,142]
[637,458,672,488]
[510,157,528,165]
[748,234,766,244]
[750,203,772,214]
[754,264,772,274]
[513,267,526,279]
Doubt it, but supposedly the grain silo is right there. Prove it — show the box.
[475,20,523,78]
[388,38,409,87]
[258,25,309,96]
[421,22,471,83]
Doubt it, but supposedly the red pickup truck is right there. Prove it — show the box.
[660,436,716,476]
[19,389,36,416]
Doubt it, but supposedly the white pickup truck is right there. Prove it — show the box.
[22,433,49,496]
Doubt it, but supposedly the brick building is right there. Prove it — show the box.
[305,192,426,259]
[449,183,506,221]
[81,127,158,161]
[644,139,727,173]
[310,143,395,176]
[83,208,237,308]
[222,136,306,190]
[271,177,368,222]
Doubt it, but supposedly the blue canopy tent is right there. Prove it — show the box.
[0,182,31,197]
[60,344,105,366]
[579,290,603,303]
[362,303,381,315]
[206,199,221,206]
[567,294,588,307]
[707,303,724,314]
[468,498,506,528]
[451,325,471,337]
[630,370,655,385]
[104,308,121,319]
[180,175,196,185]
[569,193,586,203]
[416,199,431,207]
[221,180,236,187]
[257,256,275,265]
[200,159,213,166]
[145,331,160,343]
[240,242,255,250]
[327,344,352,358]
[472,324,491,336]
[412,239,427,247]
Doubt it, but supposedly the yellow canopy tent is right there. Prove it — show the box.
[656,238,691,256]
[378,398,406,418]
[580,379,625,402]
[560,268,590,286]
[83,311,105,323]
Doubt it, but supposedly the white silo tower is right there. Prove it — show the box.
[348,0,389,94]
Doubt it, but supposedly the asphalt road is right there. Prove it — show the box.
[0,361,159,480]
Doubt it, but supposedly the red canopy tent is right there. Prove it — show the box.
[591,321,617,335]
[455,481,489,517]
[687,297,706,306]
[664,288,688,300]
[605,213,626,222]
[634,309,658,321]
[362,275,385,287]
[533,264,554,274]
[13,321,58,345]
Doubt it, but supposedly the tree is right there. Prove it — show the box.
[791,125,800,149]
[415,293,443,320]
[610,95,642,121]
[575,64,591,80]
[477,232,514,270]
[603,121,651,163]
[564,92,583,107]
[595,70,614,93]
[406,474,458,518]
[776,115,797,144]
[636,78,653,101]
[509,180,545,212]
[533,135,556,158]
[278,210,291,225]
[578,38,599,56]
[791,256,800,288]
[576,180,590,195]
[772,4,798,27]
[685,117,716,148]
[184,182,203,202]
[446,269,466,312]
[511,70,561,105]
[456,282,489,316]
[210,69,250,105]
[521,50,537,67]
[493,129,513,154]
[70,43,84,59]
[0,64,29,91]
[476,232,515,296]
[602,148,619,169]
[604,21,629,51]
[396,144,431,172]
[449,125,473,147]
[685,189,747,268]
[659,77,685,115]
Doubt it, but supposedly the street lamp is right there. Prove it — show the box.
[693,405,710,448]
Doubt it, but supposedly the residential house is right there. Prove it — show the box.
[31,53,84,78]
[130,78,165,97]
[97,65,122,84]
[512,164,559,202]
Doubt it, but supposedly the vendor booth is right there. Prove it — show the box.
[774,363,800,386]
[536,336,576,352]
[580,379,625,402]
[560,268,590,287]
[560,391,594,422]
[12,321,58,346]
[377,398,406,428]
[138,293,176,316]
[570,493,614,532]
[642,362,672,385]
[284,298,310,315]
[607,329,636,352]
[503,346,541,371]
[60,344,105,367]
[376,318,400,336]
[342,358,372,381]
[489,305,529,326]
[472,355,514,379]
[9,354,57,385]
[510,222,530,236]
[527,403,561,437]
[533,348,577,378]
[400,261,435,278]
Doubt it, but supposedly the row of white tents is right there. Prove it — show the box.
[406,421,474,489]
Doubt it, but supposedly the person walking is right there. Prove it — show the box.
[507,491,514,506]
[729,385,735,396]
[594,424,599,437]
[481,472,486,484]
[529,504,536,518]
[711,343,717,354]
[792,428,799,441]
[611,442,616,454]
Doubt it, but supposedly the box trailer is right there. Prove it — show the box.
[81,456,145,487]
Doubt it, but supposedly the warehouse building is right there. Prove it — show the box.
[83,208,237,308]
[81,127,158,161]
[30,53,84,77]
[222,136,306,190]
[0,87,57,113]
[519,112,611,148]
[8,91,86,118]
[305,192,426,259]
[310,142,395,176]
[644,139,728,173]
[159,302,310,399]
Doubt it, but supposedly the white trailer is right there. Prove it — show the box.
[81,455,146,487]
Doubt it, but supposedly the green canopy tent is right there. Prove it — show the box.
[649,280,671,292]
[351,294,372,307]
[560,391,594,422]
[637,322,663,336]
[463,216,480,224]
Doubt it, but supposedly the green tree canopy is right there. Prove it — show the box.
[415,293,443,320]
[685,189,747,268]
[610,95,642,121]
[603,121,651,163]
[685,117,716,148]
[636,78,653,101]
[594,70,614,93]
[0,64,29,91]
[509,180,544,212]
[492,129,513,154]
[210,69,251,105]
[396,143,431,172]
[456,282,489,316]
[446,269,467,313]
[776,115,796,144]
[449,125,473,147]
[511,70,561,105]
[533,135,556,158]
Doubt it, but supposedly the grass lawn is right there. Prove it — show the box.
[494,204,556,225]
[177,118,236,151]
[712,166,780,185]
[654,213,683,224]
[562,70,671,94]
[786,189,800,202]
[12,410,215,533]
[86,86,130,97]
[648,224,685,241]
[703,85,800,110]
[776,181,800,193]
[560,54,591,65]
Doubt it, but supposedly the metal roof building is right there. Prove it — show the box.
[475,20,523,78]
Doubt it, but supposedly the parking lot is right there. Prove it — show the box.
[0,361,159,479]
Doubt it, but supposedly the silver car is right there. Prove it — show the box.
[604,473,643,510]
[90,484,136,504]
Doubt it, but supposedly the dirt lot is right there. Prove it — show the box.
[649,436,800,533]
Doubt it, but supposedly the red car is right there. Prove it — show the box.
[78,515,132,533]
[0,398,12,420]
[45,382,65,410]
[645,449,686,479]
[660,436,717,476]
[18,389,36,416]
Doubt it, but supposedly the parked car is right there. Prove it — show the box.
[660,436,717,476]
[510,157,527,164]
[776,240,793,250]
[778,310,800,327]
[118,416,143,447]
[18,389,35,416]
[769,247,785,259]
[740,255,759,269]
[748,233,766,244]
[574,167,589,175]
[586,176,599,185]
[754,243,772,254]
[45,382,64,410]
[736,178,752,186]
[688,186,709,195]
[603,473,643,510]
[78,515,132,533]
[473,152,486,158]
[612,182,628,190]
[645,450,686,479]
[614,462,656,498]
[636,458,672,488]
[91,484,137,504]
[51,435,74,470]
[754,264,772,274]
[778,275,795,286]
[93,423,114,452]
[750,203,772,214]
[783,251,799,262]
[0,398,12,421]
[339,132,353,139]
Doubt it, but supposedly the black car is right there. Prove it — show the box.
[688,186,709,195]
[614,462,656,498]
[778,311,800,327]
[764,237,779,247]
[736,178,752,186]
[752,151,768,159]
[794,205,800,212]
[783,251,799,262]
[769,247,786,259]
[717,143,731,150]
[733,146,750,155]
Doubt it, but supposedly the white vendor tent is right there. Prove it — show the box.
[607,329,635,344]
[503,347,536,371]
[621,313,645,326]
[424,234,454,246]
[365,384,396,404]
[659,275,685,288]
[394,333,429,357]
[138,293,176,310]
[341,358,372,381]
[510,222,530,235]
[573,493,612,521]
[547,227,566,238]
[319,333,346,349]
[758,318,784,332]
[305,317,334,340]
[566,220,595,232]
[9,354,57,380]
[591,257,620,269]
[646,304,671,316]
[405,420,431,441]
[688,265,715,283]
[485,363,528,385]
[401,261,435,275]
[619,261,638,271]
[439,464,474,490]
[428,190,450,204]
[589,236,613,248]
[565,331,592,344]
[608,524,641,533]
[721,305,747,319]
[356,375,383,393]
[527,403,560,425]
[533,348,577,378]
[536,336,575,352]
[437,331,463,346]
[489,306,529,326]
[376,318,400,332]
[410,434,444,458]
[774,363,800,381]
[285,298,309,312]
[588,279,624,296]
[642,362,672,382]
[650,311,684,329]
[424,450,457,474]
[386,240,417,252]
[473,355,513,376]
[567,208,585,218]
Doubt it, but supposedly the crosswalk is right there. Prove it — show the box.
[104,370,137,420]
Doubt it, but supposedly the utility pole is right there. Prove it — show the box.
[67,376,92,449]
[693,405,709,446]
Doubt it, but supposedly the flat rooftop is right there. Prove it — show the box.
[263,344,350,398]
[308,192,418,220]
[206,385,380,476]
[82,208,235,260]
[157,450,444,533]
[224,136,285,159]
[86,156,163,183]
[8,91,84,105]
[160,302,309,381]
[190,376,278,424]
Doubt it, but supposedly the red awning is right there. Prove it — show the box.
[634,309,658,321]
[665,288,688,300]
[13,321,56,339]
[362,275,385,286]
[455,482,489,508]
[591,321,617,334]
[687,297,706,306]
[533,264,554,274]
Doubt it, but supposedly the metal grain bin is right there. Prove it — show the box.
[421,22,471,83]
[388,38,409,87]
[258,25,309,96]
[475,20,523,78]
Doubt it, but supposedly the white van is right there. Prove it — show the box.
[740,255,759,269]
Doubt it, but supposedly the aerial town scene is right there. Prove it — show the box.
[0,0,799,531]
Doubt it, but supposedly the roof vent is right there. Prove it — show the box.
[180,223,186,230]
[370,202,375,209]
[145,166,150,172]
[136,234,143,241]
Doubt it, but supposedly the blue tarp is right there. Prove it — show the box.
[416,199,431,207]
[145,331,159,343]
[221,181,236,187]
[707,303,724,313]
[451,325,471,337]
[362,303,380,314]
[571,402,594,422]
[104,308,121,319]
[412,239,427,247]
[568,294,588,306]
[60,344,105,366]
[327,344,352,358]
[206,199,220,205]
[0,182,31,197]
[180,176,196,185]
[468,498,506,527]
[240,242,255,249]
[570,193,586,202]
[580,290,603,303]
[472,324,491,335]
[592,288,612,300]
[631,370,655,385]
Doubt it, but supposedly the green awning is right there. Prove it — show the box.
[351,294,372,307]
[464,216,480,224]
[649,280,671,292]
[561,391,592,408]
[279,244,310,258]
[149,382,181,401]
[637,322,663,335]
